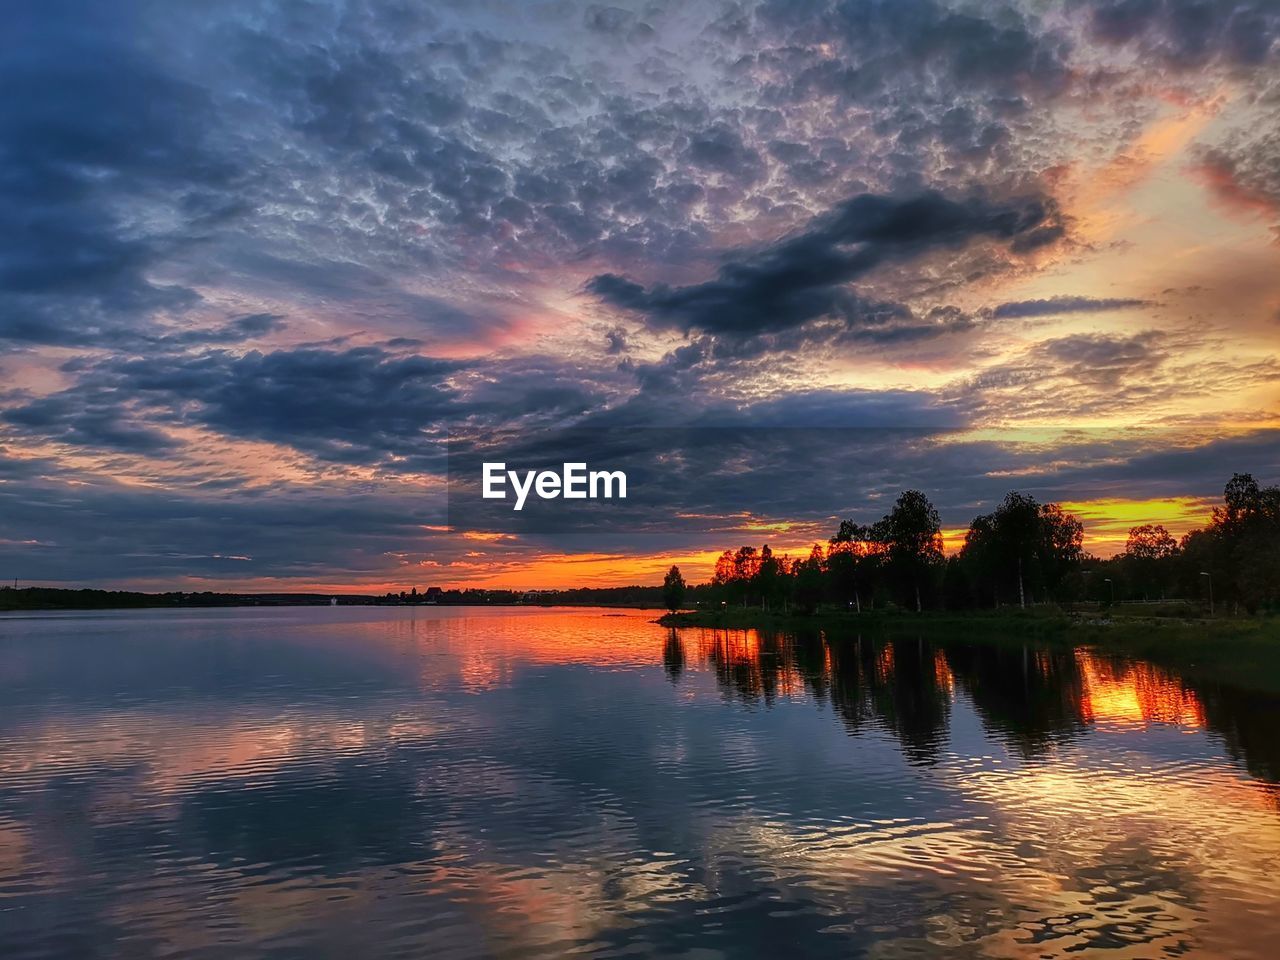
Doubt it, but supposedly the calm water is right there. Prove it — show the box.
[1,608,1278,959]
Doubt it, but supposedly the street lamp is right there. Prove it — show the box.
[1200,571,1213,617]
[1104,577,1114,605]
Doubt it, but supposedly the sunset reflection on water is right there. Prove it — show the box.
[1076,653,1207,729]
[1,606,1277,959]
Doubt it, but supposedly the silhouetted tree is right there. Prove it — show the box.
[1038,503,1084,597]
[792,544,826,613]
[681,474,1275,616]
[662,565,687,612]
[961,492,1082,607]
[755,544,786,609]
[1122,524,1179,600]
[1205,473,1280,612]
[829,520,883,611]
[879,490,943,612]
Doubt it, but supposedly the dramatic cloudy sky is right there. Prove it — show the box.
[2,0,1279,590]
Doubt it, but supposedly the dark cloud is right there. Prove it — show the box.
[588,190,1058,336]
[4,345,617,469]
[683,123,766,183]
[763,0,1073,99]
[0,0,1090,353]
[960,331,1168,395]
[991,296,1154,319]
[698,389,967,429]
[154,313,288,347]
[583,5,657,42]
[1038,331,1168,386]
[1080,0,1280,69]
[98,347,464,467]
[0,468,450,584]
[2,394,178,454]
[0,1,245,345]
[616,301,979,396]
[604,327,629,354]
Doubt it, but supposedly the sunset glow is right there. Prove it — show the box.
[0,0,1276,592]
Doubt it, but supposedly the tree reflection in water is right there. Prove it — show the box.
[668,625,1280,799]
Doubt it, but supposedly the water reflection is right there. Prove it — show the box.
[675,624,1280,790]
[0,607,1277,959]
[660,628,684,684]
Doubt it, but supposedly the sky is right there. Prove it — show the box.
[2,0,1278,592]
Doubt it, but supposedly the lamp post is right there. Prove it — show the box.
[1200,571,1213,617]
[1104,577,1114,605]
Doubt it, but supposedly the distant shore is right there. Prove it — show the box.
[0,585,664,613]
[658,607,1280,693]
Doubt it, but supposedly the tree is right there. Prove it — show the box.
[792,544,827,614]
[710,546,762,607]
[960,492,1082,607]
[1122,524,1178,600]
[829,519,883,612]
[1220,472,1263,529]
[732,546,760,585]
[1037,503,1084,597]
[879,490,943,612]
[754,544,786,610]
[713,550,735,585]
[1207,473,1280,612]
[1125,524,1178,561]
[662,565,687,612]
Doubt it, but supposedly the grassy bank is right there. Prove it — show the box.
[658,607,1280,693]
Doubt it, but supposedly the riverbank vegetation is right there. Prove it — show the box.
[667,473,1279,618]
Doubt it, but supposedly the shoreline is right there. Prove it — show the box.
[0,600,664,614]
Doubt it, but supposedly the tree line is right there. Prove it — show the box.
[661,473,1280,615]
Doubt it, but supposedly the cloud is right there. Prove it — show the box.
[1080,0,1280,70]
[0,466,452,584]
[151,313,288,347]
[958,330,1170,403]
[991,296,1153,319]
[1038,331,1168,386]
[1191,136,1280,223]
[582,5,656,42]
[3,344,619,469]
[3,0,1278,586]
[764,0,1073,98]
[0,1,245,345]
[2,395,179,454]
[588,191,1059,337]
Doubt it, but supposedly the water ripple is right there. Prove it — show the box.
[0,607,1277,958]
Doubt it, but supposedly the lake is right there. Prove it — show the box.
[1,606,1278,958]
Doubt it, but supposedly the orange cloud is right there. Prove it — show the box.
[1191,154,1280,221]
